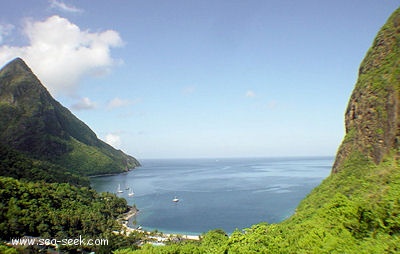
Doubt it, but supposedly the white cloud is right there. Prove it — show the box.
[0,15,123,96]
[107,97,134,109]
[105,133,122,148]
[49,0,83,13]
[245,90,256,98]
[70,97,97,110]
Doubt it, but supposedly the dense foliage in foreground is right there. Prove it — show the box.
[0,145,140,253]
[0,177,126,239]
[0,176,132,252]
[115,153,400,253]
[0,145,147,253]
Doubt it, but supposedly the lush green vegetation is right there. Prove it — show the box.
[0,144,89,186]
[0,244,18,254]
[54,137,126,176]
[0,176,139,253]
[0,177,123,238]
[0,58,144,253]
[0,132,145,253]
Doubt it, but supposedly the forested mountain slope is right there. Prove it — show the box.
[0,58,140,176]
[0,58,142,253]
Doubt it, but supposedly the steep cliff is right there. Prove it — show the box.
[332,8,400,173]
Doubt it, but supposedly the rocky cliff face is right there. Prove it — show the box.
[332,9,400,173]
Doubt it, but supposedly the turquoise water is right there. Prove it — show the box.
[90,157,332,235]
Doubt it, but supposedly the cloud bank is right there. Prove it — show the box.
[0,15,123,96]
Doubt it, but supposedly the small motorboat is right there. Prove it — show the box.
[172,196,179,202]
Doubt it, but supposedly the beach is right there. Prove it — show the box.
[117,206,200,243]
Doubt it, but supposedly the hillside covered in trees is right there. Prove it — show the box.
[0,58,140,176]
[0,58,142,253]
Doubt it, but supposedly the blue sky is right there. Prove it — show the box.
[0,1,399,159]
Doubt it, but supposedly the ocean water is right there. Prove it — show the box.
[90,157,333,235]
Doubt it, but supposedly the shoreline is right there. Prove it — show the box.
[117,206,200,241]
[89,168,137,178]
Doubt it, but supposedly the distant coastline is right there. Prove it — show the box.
[89,168,136,178]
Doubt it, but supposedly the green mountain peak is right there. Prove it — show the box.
[0,57,140,176]
[0,57,33,75]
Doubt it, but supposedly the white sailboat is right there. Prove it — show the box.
[117,184,123,193]
[128,188,134,197]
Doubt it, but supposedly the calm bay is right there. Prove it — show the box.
[90,157,332,235]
